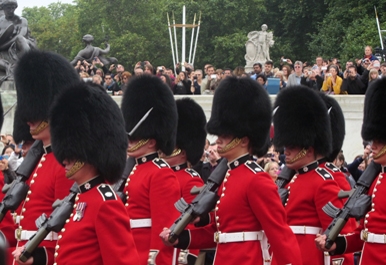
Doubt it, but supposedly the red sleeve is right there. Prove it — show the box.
[182,176,204,204]
[342,222,364,254]
[248,173,302,265]
[96,200,140,265]
[188,221,217,249]
[149,169,181,264]
[314,180,343,230]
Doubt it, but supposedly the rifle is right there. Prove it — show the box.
[168,158,228,243]
[322,161,381,249]
[0,140,44,222]
[113,157,136,204]
[19,183,79,262]
[275,166,296,205]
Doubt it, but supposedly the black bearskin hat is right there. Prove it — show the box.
[121,75,177,155]
[318,92,345,162]
[13,108,34,144]
[49,83,128,183]
[273,86,332,157]
[206,77,271,156]
[362,77,386,142]
[14,50,80,123]
[176,98,207,165]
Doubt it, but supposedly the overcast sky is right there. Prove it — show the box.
[15,0,74,15]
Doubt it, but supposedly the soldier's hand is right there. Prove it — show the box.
[12,246,34,265]
[160,228,178,246]
[315,234,336,252]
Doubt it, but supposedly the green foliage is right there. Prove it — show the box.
[23,3,82,58]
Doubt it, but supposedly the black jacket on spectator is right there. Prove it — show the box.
[347,157,364,182]
[341,77,366,94]
[300,75,323,91]
[173,80,192,95]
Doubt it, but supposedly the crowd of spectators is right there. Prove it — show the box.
[72,45,386,96]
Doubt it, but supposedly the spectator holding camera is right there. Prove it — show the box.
[321,64,343,94]
[103,72,121,94]
[191,69,203,94]
[341,65,366,94]
[201,64,216,94]
[301,67,323,91]
[172,71,192,95]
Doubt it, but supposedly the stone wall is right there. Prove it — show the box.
[1,93,365,162]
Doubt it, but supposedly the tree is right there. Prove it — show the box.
[23,3,81,59]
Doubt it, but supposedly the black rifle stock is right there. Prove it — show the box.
[113,157,136,204]
[168,159,228,243]
[275,166,296,205]
[19,183,79,262]
[322,161,381,249]
[0,141,44,222]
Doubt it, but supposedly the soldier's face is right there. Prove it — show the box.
[3,4,16,17]
[371,140,386,165]
[284,146,308,170]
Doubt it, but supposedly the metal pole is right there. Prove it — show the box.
[167,13,177,76]
[375,6,384,50]
[182,6,186,71]
[192,12,201,66]
[173,12,179,65]
[188,13,196,64]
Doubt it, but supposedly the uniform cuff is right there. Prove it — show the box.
[32,247,47,265]
[175,230,190,250]
[330,236,346,255]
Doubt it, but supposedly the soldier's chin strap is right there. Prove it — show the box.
[217,137,241,154]
[66,160,85,178]
[30,120,49,136]
[287,148,307,164]
[128,139,149,152]
[166,148,182,158]
[374,145,386,160]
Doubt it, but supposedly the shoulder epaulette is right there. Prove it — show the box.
[325,162,341,173]
[97,184,117,201]
[244,161,264,174]
[185,168,200,178]
[316,167,334,180]
[152,158,170,169]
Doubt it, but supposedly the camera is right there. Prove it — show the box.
[158,66,163,72]
[94,57,97,61]
[321,66,327,71]
[282,59,287,62]
[210,74,217,79]
[308,71,312,75]
[205,151,210,157]
[193,76,197,80]
[347,70,351,74]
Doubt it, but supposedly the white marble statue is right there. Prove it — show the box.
[245,24,275,72]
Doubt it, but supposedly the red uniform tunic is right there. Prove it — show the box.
[0,171,18,264]
[15,147,74,265]
[124,153,180,265]
[172,164,205,264]
[54,176,139,265]
[284,161,343,265]
[320,161,355,265]
[186,155,302,265]
[338,168,386,265]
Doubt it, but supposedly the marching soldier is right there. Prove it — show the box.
[315,77,386,264]
[163,98,207,265]
[272,86,344,265]
[11,50,80,265]
[317,92,355,265]
[161,77,302,265]
[49,82,139,265]
[121,75,181,264]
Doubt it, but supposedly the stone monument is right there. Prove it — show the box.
[0,0,36,85]
[245,24,274,73]
[70,34,117,66]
